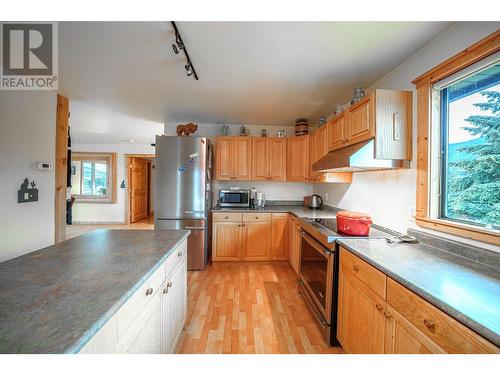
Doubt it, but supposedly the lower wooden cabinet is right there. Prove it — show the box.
[242,222,272,261]
[212,213,289,262]
[212,222,242,261]
[337,266,386,354]
[337,246,499,354]
[288,216,301,275]
[79,240,188,354]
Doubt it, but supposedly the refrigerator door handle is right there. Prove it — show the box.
[184,226,205,230]
[185,210,205,214]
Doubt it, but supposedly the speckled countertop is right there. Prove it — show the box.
[212,204,338,219]
[0,229,190,354]
[337,238,500,346]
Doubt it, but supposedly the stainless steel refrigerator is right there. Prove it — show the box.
[154,136,212,270]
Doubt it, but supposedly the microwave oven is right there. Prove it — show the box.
[219,189,250,208]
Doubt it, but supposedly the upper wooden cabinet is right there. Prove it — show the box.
[286,135,309,182]
[215,137,252,180]
[328,90,412,160]
[251,137,286,181]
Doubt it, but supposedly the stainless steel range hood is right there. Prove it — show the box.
[313,139,410,172]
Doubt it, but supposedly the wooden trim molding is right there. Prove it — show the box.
[413,31,500,245]
[412,30,500,88]
[55,94,69,243]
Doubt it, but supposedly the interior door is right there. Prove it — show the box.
[130,157,149,223]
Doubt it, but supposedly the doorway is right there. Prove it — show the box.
[126,155,155,224]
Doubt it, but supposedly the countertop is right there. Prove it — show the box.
[212,205,338,219]
[0,229,190,354]
[337,238,500,346]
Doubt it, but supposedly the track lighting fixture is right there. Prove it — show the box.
[171,21,198,80]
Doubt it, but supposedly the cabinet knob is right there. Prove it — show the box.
[375,304,383,312]
[423,319,435,331]
[383,311,392,320]
[225,216,229,219]
[255,216,259,219]
[167,281,173,288]
[145,287,153,296]
[353,265,360,272]
[178,251,183,257]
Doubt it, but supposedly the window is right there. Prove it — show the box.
[71,153,116,203]
[412,31,499,245]
[439,63,500,230]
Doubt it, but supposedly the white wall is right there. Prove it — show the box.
[71,143,155,223]
[0,91,57,262]
[164,122,313,202]
[314,22,499,248]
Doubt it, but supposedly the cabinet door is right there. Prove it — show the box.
[268,138,287,181]
[162,254,188,354]
[241,222,271,261]
[212,222,241,261]
[337,266,386,354]
[286,135,309,182]
[309,131,317,182]
[346,96,374,146]
[271,213,288,260]
[288,217,301,275]
[389,317,435,354]
[328,115,346,151]
[116,288,162,354]
[311,127,328,183]
[233,137,252,180]
[252,137,269,180]
[215,137,234,180]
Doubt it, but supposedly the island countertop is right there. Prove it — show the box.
[337,238,500,347]
[0,229,190,354]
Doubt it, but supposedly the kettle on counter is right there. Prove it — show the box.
[309,194,323,209]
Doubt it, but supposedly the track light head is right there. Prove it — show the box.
[185,62,193,76]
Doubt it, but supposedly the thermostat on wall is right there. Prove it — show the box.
[37,162,54,171]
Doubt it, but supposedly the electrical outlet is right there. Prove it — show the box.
[325,193,329,202]
[408,207,416,221]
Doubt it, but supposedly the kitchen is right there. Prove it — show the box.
[0,10,499,374]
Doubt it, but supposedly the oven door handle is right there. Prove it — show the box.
[300,230,331,257]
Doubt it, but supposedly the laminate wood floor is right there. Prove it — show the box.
[177,261,343,354]
[66,216,154,239]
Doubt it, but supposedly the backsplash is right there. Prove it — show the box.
[212,180,312,203]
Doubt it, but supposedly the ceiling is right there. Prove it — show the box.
[59,22,452,126]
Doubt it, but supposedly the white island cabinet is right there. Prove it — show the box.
[78,239,188,354]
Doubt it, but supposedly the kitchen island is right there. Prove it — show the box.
[0,229,190,354]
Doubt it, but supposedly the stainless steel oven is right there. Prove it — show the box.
[219,189,250,208]
[298,229,335,343]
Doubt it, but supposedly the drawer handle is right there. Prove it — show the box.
[255,216,259,219]
[146,287,153,296]
[178,251,183,257]
[225,216,229,219]
[353,265,360,272]
[383,311,392,320]
[375,304,383,312]
[423,319,435,331]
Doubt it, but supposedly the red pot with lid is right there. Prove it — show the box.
[336,211,372,236]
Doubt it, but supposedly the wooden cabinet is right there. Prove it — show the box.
[215,137,252,180]
[288,216,301,275]
[79,239,188,354]
[337,247,499,354]
[337,263,387,354]
[271,213,288,260]
[252,137,286,181]
[212,222,242,261]
[346,95,374,146]
[327,114,347,151]
[286,135,309,182]
[162,254,188,353]
[242,222,272,261]
[309,127,329,183]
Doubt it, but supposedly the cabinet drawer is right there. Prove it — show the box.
[213,212,243,222]
[339,247,386,299]
[116,259,166,340]
[242,213,272,222]
[165,240,186,277]
[387,278,499,353]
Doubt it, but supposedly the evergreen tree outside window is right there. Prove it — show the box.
[439,63,500,229]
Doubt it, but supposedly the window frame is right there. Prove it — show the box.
[412,30,500,246]
[71,152,117,203]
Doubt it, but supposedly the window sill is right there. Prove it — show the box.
[73,199,115,204]
[415,217,500,246]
